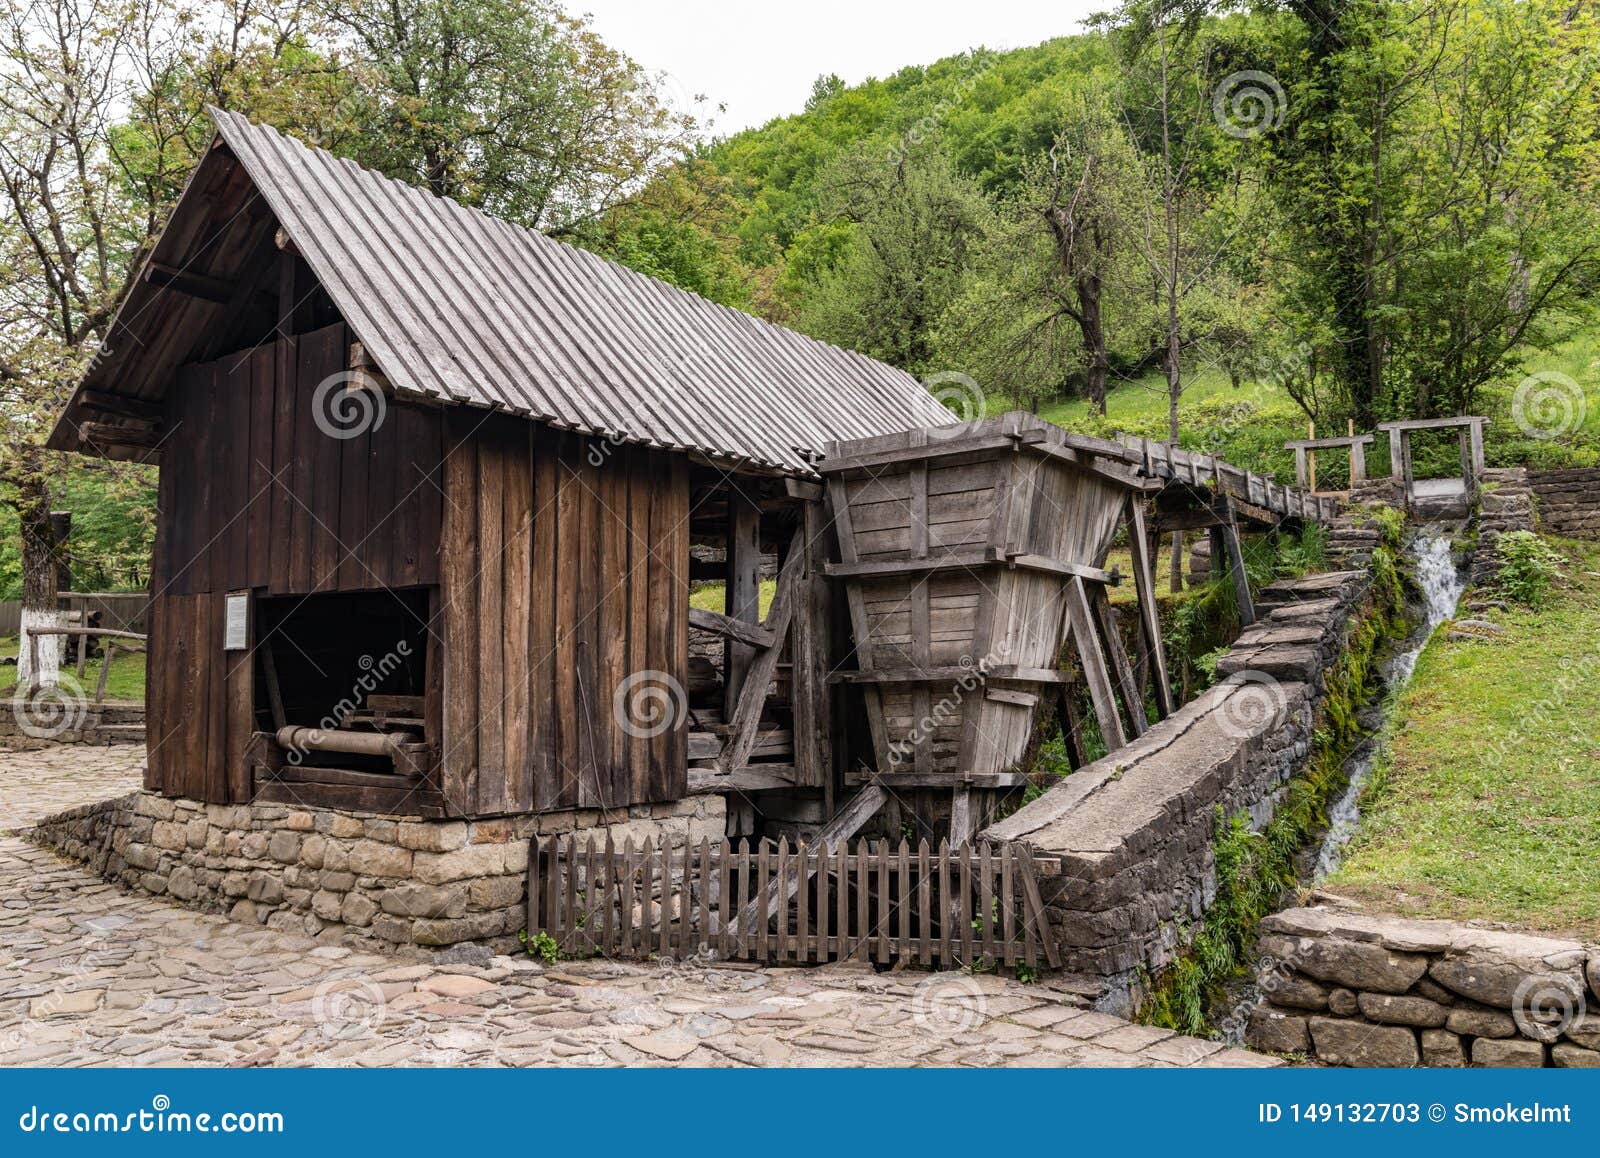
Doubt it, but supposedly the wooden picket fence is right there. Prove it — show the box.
[526,834,1061,972]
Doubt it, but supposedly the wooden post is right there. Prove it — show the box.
[1125,497,1175,718]
[723,489,762,718]
[1350,438,1367,484]
[1468,419,1486,478]
[1218,506,1256,627]
[1388,427,1404,482]
[1293,447,1309,490]
[1306,421,1317,493]
[1063,575,1128,753]
[1088,584,1145,738]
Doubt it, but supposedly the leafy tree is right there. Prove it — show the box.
[318,0,698,232]
[792,145,992,379]
[935,93,1145,414]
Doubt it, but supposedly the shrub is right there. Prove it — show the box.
[1494,531,1565,607]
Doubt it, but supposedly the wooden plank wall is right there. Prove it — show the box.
[157,322,443,598]
[440,415,689,816]
[145,322,444,802]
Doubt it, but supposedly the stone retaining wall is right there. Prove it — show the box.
[1245,906,1599,1068]
[985,558,1380,1010]
[29,791,724,951]
[1528,467,1600,539]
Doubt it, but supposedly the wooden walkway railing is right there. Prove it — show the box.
[527,834,1060,971]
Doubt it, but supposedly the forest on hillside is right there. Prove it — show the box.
[4,0,1600,596]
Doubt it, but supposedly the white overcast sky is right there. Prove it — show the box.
[575,1,1107,135]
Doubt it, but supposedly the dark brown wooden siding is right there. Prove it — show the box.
[440,414,689,816]
[155,322,443,598]
[146,323,444,802]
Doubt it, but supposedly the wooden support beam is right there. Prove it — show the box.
[825,473,893,774]
[784,477,824,502]
[688,606,775,650]
[731,784,886,936]
[77,389,164,422]
[144,260,234,304]
[949,788,978,847]
[1088,579,1145,739]
[719,529,804,775]
[1015,850,1063,969]
[78,421,161,449]
[1125,497,1175,718]
[828,665,1076,685]
[687,767,796,793]
[1063,575,1128,753]
[723,490,762,717]
[1219,513,1257,627]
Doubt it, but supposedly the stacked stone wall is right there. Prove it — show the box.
[986,557,1379,1008]
[1527,467,1600,539]
[1246,907,1599,1068]
[30,791,723,951]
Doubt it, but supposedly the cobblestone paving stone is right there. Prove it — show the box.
[0,742,1280,1068]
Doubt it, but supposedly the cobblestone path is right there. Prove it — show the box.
[0,742,1278,1068]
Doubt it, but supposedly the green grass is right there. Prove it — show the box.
[0,634,147,702]
[690,579,777,618]
[976,330,1600,479]
[1328,537,1600,940]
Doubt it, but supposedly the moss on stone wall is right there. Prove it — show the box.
[1137,545,1409,1037]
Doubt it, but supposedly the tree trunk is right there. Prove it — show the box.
[1077,269,1108,415]
[16,456,64,687]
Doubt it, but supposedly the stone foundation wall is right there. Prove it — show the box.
[0,702,144,744]
[30,791,724,951]
[1528,466,1600,539]
[1472,467,1536,587]
[1246,907,1600,1068]
[986,559,1379,1009]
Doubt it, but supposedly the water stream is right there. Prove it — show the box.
[1309,532,1466,881]
[1216,531,1466,1042]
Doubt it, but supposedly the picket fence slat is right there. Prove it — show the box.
[526,833,1048,970]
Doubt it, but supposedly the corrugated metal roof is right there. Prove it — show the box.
[211,109,953,474]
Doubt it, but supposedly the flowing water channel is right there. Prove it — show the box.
[1308,532,1467,881]
[1217,531,1467,1041]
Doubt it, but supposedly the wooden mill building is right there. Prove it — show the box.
[50,110,1337,852]
[48,110,955,826]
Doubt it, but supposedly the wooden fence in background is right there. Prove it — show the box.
[0,592,149,636]
[527,834,1060,971]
